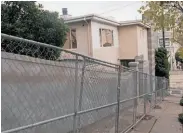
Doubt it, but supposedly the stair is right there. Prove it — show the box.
[169,71,183,89]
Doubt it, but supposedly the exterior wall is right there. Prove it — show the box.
[147,28,156,85]
[63,21,91,56]
[91,21,119,64]
[92,47,119,63]
[137,26,148,61]
[170,71,183,89]
[118,25,138,59]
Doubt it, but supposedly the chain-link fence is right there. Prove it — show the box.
[1,33,169,133]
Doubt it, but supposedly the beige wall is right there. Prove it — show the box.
[63,21,91,56]
[93,47,119,64]
[118,25,138,59]
[137,26,148,61]
[91,20,119,64]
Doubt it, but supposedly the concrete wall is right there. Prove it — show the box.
[2,52,135,132]
[91,21,119,64]
[118,25,138,59]
[170,71,183,89]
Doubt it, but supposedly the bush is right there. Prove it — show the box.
[155,47,170,79]
[180,99,183,106]
[179,113,183,124]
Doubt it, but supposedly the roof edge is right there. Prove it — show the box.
[64,14,151,28]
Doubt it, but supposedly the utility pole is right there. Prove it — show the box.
[160,1,165,48]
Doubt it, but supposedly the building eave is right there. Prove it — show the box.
[119,21,151,29]
[64,14,119,26]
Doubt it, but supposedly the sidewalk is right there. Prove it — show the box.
[130,96,182,133]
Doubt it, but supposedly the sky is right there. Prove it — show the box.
[39,1,143,21]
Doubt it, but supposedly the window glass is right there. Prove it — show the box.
[159,38,170,47]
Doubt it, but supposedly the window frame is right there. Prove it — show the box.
[159,38,171,47]
[99,28,114,47]
[69,28,77,49]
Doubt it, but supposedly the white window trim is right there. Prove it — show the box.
[99,28,114,47]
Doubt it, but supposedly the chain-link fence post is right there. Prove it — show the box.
[129,62,139,124]
[155,77,157,106]
[150,75,154,111]
[115,65,121,133]
[73,55,79,133]
[161,78,164,101]
[77,57,86,133]
[144,73,147,115]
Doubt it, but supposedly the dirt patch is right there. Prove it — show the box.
[154,105,162,109]
[136,115,154,121]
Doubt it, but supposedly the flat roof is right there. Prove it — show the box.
[119,20,151,28]
[64,14,151,28]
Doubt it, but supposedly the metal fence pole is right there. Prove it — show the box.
[77,57,86,132]
[144,74,147,115]
[129,62,139,125]
[115,65,121,133]
[133,71,138,124]
[161,78,164,101]
[73,55,79,133]
[155,77,157,106]
[150,75,154,111]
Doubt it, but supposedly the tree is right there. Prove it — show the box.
[175,47,183,63]
[139,1,183,46]
[155,48,170,79]
[1,1,68,60]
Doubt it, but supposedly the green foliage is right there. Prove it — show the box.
[1,1,68,60]
[175,47,183,63]
[180,99,183,106]
[155,47,170,79]
[178,113,183,124]
[138,1,183,46]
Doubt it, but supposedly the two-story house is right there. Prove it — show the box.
[61,9,153,74]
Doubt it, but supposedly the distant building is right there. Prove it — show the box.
[152,30,181,70]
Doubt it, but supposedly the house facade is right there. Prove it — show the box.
[62,13,153,74]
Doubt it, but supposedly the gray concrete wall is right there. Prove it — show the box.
[2,52,135,133]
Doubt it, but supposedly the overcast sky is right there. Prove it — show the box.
[39,1,143,21]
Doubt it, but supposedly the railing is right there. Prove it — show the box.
[1,33,169,133]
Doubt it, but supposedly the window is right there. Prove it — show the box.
[120,59,135,67]
[70,29,77,49]
[99,28,114,47]
[159,38,170,47]
[65,29,77,49]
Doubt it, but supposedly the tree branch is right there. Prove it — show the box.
[173,37,183,46]
[173,1,183,13]
[178,1,183,13]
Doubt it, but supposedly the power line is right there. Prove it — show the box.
[99,1,141,15]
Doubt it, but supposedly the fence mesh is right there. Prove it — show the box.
[1,33,169,133]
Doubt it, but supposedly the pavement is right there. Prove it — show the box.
[130,96,182,133]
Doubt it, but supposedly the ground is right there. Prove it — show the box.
[130,96,182,133]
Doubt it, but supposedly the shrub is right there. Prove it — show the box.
[155,47,170,79]
[180,99,183,106]
[179,113,183,124]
